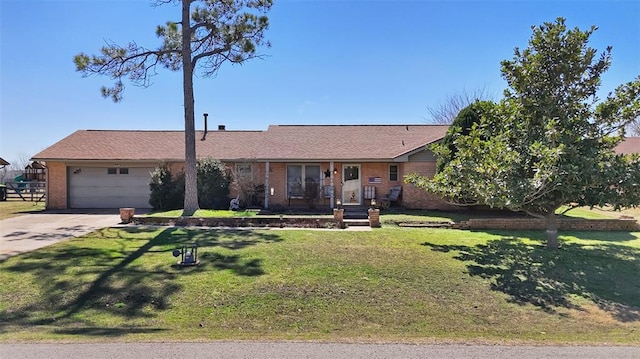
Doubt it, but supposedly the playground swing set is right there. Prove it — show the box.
[1,160,46,202]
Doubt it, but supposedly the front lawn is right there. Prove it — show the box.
[379,206,639,224]
[560,206,640,219]
[1,227,638,344]
[0,200,45,220]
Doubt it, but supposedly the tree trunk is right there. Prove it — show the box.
[545,212,559,249]
[181,0,199,216]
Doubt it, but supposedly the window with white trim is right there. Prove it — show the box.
[287,165,320,198]
[236,163,252,181]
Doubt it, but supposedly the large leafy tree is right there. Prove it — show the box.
[429,100,496,206]
[74,0,272,215]
[436,100,496,173]
[409,18,640,248]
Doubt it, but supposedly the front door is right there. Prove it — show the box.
[342,164,361,205]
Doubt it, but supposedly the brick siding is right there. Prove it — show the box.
[45,161,67,209]
[402,162,460,210]
[45,159,462,211]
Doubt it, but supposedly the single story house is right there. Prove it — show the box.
[32,124,456,210]
[31,125,640,211]
[615,137,640,155]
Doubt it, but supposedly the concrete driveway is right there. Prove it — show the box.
[0,210,124,261]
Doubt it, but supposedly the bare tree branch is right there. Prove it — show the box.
[425,87,495,124]
[626,118,640,136]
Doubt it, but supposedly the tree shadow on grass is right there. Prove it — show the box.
[0,226,282,336]
[475,229,638,243]
[423,236,640,322]
[197,252,264,276]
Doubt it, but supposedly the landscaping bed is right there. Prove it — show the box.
[133,215,343,229]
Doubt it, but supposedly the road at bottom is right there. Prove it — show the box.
[1,342,639,359]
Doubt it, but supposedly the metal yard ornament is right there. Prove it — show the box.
[173,244,200,266]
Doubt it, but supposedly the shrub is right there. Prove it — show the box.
[229,164,264,209]
[248,184,265,208]
[149,158,230,211]
[197,157,230,209]
[149,163,184,211]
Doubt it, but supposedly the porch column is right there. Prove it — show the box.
[330,161,335,208]
[264,161,270,209]
[45,165,50,209]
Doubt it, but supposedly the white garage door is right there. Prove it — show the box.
[69,166,153,208]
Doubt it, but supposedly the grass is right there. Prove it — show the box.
[0,226,638,344]
[560,206,640,219]
[380,210,467,224]
[379,206,640,225]
[379,209,522,224]
[0,200,45,220]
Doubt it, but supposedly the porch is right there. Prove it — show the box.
[259,162,403,210]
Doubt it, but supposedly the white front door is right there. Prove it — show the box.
[342,164,361,205]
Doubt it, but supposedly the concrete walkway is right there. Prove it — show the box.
[0,210,122,260]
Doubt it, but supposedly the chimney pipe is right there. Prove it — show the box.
[201,113,208,141]
[218,125,226,131]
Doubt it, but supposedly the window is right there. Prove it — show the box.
[344,166,359,181]
[287,165,320,198]
[107,168,129,175]
[236,163,252,181]
[389,164,399,181]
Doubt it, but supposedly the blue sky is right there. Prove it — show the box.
[1,0,639,166]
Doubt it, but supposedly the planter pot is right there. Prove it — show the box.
[119,207,135,223]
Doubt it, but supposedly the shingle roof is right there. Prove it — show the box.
[615,137,640,155]
[260,125,448,161]
[32,130,265,161]
[32,125,449,162]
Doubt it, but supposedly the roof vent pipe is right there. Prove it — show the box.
[201,113,208,141]
[218,125,226,131]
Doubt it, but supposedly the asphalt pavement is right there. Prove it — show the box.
[1,342,639,359]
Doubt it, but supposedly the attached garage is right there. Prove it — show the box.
[68,166,154,208]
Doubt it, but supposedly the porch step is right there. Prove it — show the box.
[343,211,369,220]
[343,206,369,218]
[344,219,371,227]
[343,206,371,226]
